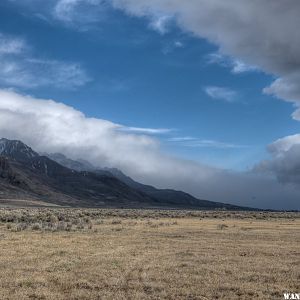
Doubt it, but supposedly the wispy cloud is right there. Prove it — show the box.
[174,41,184,48]
[54,0,82,23]
[120,126,174,135]
[0,32,90,89]
[206,52,258,74]
[149,15,172,35]
[168,136,246,149]
[168,137,195,142]
[53,0,107,29]
[204,86,239,103]
[27,58,91,89]
[0,33,27,55]
[162,40,185,55]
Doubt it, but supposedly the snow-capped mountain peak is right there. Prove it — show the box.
[0,138,39,162]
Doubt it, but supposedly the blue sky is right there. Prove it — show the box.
[1,0,300,209]
[1,0,299,171]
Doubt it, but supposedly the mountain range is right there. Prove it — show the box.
[0,138,252,209]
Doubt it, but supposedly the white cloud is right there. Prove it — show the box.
[204,86,238,103]
[263,74,300,120]
[0,32,90,89]
[231,60,258,74]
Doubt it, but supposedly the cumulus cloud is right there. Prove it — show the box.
[204,86,238,103]
[255,134,300,186]
[0,32,90,89]
[263,74,300,120]
[0,89,299,210]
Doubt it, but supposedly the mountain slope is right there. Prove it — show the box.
[103,168,246,210]
[45,153,95,172]
[0,138,38,162]
[0,139,155,207]
[45,151,249,210]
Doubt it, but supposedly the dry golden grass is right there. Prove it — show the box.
[0,209,299,299]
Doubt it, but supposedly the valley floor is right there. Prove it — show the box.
[0,209,299,299]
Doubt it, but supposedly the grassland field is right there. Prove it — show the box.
[0,208,299,300]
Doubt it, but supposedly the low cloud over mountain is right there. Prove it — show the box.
[0,89,299,210]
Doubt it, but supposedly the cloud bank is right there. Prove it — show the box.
[0,89,299,210]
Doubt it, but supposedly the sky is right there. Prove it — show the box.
[0,0,300,210]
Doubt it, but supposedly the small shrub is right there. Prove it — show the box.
[49,215,58,223]
[112,227,122,232]
[111,219,122,225]
[76,222,85,230]
[217,224,228,230]
[66,223,73,231]
[12,223,28,232]
[84,217,91,224]
[31,223,42,231]
[57,221,66,231]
